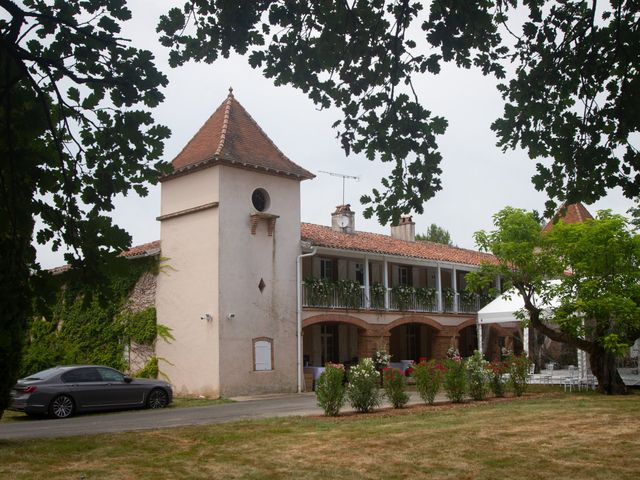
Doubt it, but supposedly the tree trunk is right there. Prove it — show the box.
[589,347,628,395]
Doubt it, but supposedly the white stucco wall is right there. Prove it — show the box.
[217,166,301,396]
[156,167,221,397]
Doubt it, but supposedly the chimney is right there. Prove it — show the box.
[331,204,355,234]
[391,216,415,242]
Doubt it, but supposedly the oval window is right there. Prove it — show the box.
[251,188,270,212]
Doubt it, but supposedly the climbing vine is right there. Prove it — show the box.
[20,256,167,377]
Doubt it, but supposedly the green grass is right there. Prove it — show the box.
[1,391,639,479]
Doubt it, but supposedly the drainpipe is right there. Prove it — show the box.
[296,245,317,393]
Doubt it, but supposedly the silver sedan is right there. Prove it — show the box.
[9,365,173,418]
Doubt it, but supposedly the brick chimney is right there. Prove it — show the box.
[331,204,355,234]
[391,216,415,242]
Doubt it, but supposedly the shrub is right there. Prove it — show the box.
[466,350,490,401]
[488,361,507,397]
[383,368,409,408]
[372,350,391,371]
[347,358,382,413]
[508,354,531,396]
[315,363,346,416]
[443,357,467,403]
[412,359,445,405]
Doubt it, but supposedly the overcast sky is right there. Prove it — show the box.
[35,1,636,268]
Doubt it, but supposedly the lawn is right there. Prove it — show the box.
[1,391,638,479]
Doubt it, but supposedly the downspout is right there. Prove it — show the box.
[296,245,317,393]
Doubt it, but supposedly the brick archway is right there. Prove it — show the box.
[455,317,478,333]
[383,315,444,335]
[302,314,370,331]
[302,314,373,367]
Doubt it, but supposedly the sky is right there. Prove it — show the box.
[34,1,636,268]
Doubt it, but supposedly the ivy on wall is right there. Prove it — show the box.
[20,257,166,377]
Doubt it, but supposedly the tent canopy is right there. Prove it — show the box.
[477,290,525,326]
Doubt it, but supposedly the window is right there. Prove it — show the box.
[254,338,273,371]
[251,188,270,212]
[98,367,125,382]
[405,324,421,361]
[320,324,340,365]
[399,266,411,286]
[61,367,101,383]
[355,263,364,285]
[320,258,333,280]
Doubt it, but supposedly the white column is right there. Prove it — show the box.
[523,327,530,356]
[477,322,483,356]
[495,275,502,294]
[452,266,458,313]
[364,255,370,309]
[383,257,389,309]
[436,264,442,312]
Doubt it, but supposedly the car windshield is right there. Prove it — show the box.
[23,367,63,381]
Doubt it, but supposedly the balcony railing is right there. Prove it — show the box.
[302,281,490,314]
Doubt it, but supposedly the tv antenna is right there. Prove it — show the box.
[319,170,359,205]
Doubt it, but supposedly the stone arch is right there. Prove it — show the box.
[385,316,443,362]
[302,313,370,331]
[383,315,444,335]
[455,317,478,333]
[302,314,369,368]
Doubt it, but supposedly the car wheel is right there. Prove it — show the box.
[49,394,74,419]
[147,388,169,409]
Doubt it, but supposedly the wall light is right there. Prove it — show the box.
[201,314,213,322]
[227,313,236,321]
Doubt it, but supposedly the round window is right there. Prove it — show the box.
[251,188,270,212]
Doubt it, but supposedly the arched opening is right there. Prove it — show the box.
[388,323,438,363]
[302,321,363,368]
[458,324,479,358]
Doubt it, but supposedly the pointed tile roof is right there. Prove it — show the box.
[542,202,594,233]
[165,88,314,181]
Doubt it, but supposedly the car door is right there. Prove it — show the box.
[97,367,146,406]
[61,367,106,409]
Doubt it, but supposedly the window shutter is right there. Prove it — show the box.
[255,340,272,371]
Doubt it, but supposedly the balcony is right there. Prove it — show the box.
[302,279,492,314]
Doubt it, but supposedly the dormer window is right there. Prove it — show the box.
[252,188,270,212]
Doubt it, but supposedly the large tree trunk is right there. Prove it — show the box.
[0,57,38,419]
[589,347,627,395]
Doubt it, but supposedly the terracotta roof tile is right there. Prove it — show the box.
[542,202,594,232]
[168,89,314,180]
[120,240,161,258]
[48,240,161,273]
[301,223,497,267]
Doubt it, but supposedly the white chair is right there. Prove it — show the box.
[540,363,553,384]
[562,366,580,392]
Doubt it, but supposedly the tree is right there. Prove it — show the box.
[416,223,452,245]
[158,1,640,223]
[0,1,169,418]
[467,207,640,394]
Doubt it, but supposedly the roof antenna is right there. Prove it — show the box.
[319,170,359,205]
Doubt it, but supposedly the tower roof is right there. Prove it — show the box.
[542,202,594,233]
[165,88,314,181]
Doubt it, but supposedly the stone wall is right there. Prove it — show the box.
[124,271,157,373]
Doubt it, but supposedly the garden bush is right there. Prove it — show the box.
[443,357,467,403]
[315,363,346,416]
[466,350,490,401]
[347,358,382,413]
[412,359,445,405]
[488,361,507,397]
[383,368,409,408]
[508,354,530,396]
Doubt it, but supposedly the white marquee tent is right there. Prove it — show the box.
[476,288,588,378]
